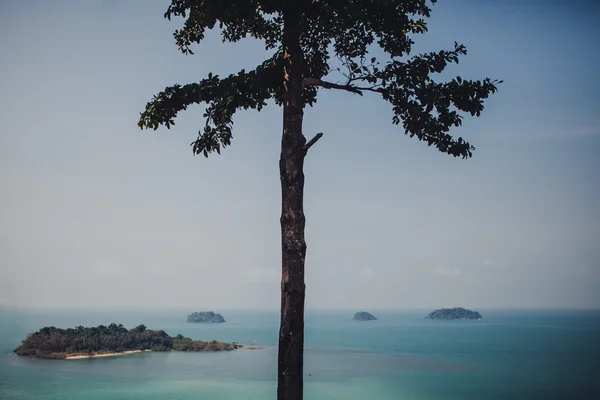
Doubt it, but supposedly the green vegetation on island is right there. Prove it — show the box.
[426,307,482,320]
[13,324,241,359]
[186,311,226,323]
[352,312,377,321]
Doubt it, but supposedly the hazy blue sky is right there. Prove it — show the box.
[1,0,598,310]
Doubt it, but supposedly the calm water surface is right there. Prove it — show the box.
[1,308,599,399]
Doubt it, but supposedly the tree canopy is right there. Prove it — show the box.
[138,0,501,159]
[137,2,501,399]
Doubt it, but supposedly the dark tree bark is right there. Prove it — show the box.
[278,6,307,400]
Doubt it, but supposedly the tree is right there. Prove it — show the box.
[137,1,501,399]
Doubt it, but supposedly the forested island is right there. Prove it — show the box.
[186,311,226,323]
[352,311,377,321]
[426,307,482,320]
[13,324,241,360]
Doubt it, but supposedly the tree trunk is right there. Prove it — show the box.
[278,6,306,400]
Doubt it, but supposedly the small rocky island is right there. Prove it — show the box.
[352,311,377,321]
[426,307,482,320]
[187,311,226,323]
[13,324,241,360]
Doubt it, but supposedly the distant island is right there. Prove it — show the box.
[13,324,241,360]
[426,307,482,320]
[352,311,377,321]
[187,311,226,323]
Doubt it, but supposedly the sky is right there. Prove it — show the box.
[1,0,598,311]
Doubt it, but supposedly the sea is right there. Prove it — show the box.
[1,308,599,400]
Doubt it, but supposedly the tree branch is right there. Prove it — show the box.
[303,132,323,151]
[303,78,383,95]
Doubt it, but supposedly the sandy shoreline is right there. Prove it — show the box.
[64,346,263,359]
[66,350,152,360]
[237,345,264,351]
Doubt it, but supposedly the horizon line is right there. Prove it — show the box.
[3,305,600,312]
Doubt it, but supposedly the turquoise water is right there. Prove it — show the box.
[1,309,599,399]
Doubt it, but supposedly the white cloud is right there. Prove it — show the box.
[94,261,149,280]
[565,122,600,137]
[243,267,280,284]
[481,258,495,267]
[94,262,125,277]
[481,258,509,268]
[359,267,375,279]
[430,265,463,277]
[568,264,597,276]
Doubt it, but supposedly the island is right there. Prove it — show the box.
[352,311,377,321]
[425,307,482,320]
[186,311,226,323]
[13,323,242,360]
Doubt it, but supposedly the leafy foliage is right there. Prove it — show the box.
[425,307,482,320]
[352,311,377,321]
[186,311,226,323]
[13,324,239,359]
[172,334,235,351]
[138,0,501,159]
